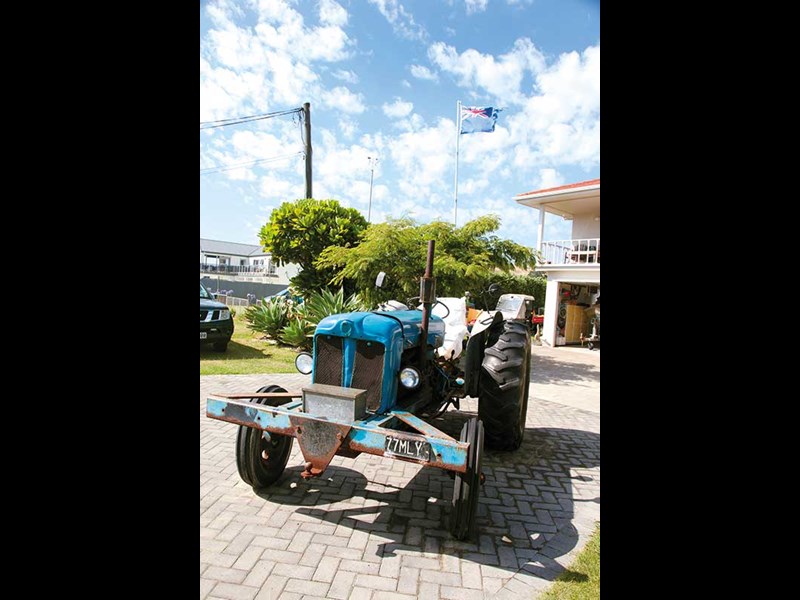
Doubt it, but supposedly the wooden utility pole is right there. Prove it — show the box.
[303,102,312,199]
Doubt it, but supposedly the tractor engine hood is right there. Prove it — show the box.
[316,311,445,351]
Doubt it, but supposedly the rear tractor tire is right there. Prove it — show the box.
[478,320,531,451]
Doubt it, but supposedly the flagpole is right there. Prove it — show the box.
[454,100,461,227]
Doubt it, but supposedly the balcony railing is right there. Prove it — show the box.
[540,238,600,266]
[200,263,277,276]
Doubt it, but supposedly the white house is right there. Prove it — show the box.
[199,238,299,285]
[514,179,600,347]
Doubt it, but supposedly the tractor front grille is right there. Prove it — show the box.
[352,340,385,411]
[315,336,343,386]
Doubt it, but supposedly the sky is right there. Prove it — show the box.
[200,0,600,249]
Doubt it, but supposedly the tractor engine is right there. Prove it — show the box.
[311,311,446,415]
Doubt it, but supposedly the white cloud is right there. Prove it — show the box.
[459,177,489,194]
[332,69,359,83]
[200,0,353,121]
[428,38,545,104]
[393,113,425,132]
[387,118,455,210]
[338,116,358,138]
[259,173,299,201]
[509,45,600,167]
[410,64,438,82]
[423,40,599,170]
[201,4,597,246]
[382,98,414,118]
[314,130,384,210]
[538,168,564,190]
[322,86,366,113]
[367,0,427,40]
[319,0,348,26]
[465,0,488,15]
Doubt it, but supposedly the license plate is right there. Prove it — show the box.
[200,332,207,339]
[385,436,431,461]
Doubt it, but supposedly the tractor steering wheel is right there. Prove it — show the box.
[433,299,451,319]
[405,297,451,319]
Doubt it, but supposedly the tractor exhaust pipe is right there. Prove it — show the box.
[419,240,436,365]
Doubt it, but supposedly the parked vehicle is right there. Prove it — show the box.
[265,288,303,304]
[206,241,533,540]
[200,282,233,352]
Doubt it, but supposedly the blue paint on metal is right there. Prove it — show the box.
[312,311,445,414]
[207,397,467,472]
[342,336,356,388]
[207,397,293,431]
[359,413,396,428]
[348,426,466,470]
[392,410,451,439]
[435,440,466,468]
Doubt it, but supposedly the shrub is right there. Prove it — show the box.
[300,288,368,327]
[280,317,314,350]
[244,297,289,339]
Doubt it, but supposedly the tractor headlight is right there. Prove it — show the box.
[295,352,313,375]
[399,367,421,389]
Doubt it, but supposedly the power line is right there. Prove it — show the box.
[200,107,302,130]
[200,152,304,175]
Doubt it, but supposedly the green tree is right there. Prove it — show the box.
[259,198,367,296]
[317,215,537,307]
[471,273,548,311]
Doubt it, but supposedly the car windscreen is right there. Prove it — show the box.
[200,284,212,299]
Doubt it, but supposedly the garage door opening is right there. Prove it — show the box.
[555,283,600,348]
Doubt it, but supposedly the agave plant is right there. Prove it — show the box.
[300,287,368,327]
[280,317,314,350]
[243,297,289,340]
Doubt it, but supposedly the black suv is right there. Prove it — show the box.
[200,283,234,352]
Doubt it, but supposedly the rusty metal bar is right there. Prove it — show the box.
[418,239,436,366]
[208,392,302,399]
[392,410,453,440]
[206,397,468,473]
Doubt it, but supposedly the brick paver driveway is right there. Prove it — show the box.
[200,346,600,599]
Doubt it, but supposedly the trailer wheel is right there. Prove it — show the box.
[478,320,531,450]
[236,385,293,489]
[450,417,484,541]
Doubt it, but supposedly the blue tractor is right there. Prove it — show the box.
[206,241,533,539]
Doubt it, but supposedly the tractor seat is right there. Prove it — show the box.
[432,297,469,360]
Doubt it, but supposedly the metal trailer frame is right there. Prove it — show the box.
[206,391,470,478]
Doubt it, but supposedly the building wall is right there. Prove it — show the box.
[542,279,561,347]
[200,277,286,299]
[201,252,261,266]
[570,213,600,239]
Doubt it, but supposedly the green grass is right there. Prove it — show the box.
[200,311,301,375]
[540,524,600,600]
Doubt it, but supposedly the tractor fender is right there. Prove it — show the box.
[463,311,503,398]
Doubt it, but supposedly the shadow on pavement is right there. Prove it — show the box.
[529,353,600,385]
[254,407,600,582]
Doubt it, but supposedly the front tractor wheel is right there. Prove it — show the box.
[235,385,294,490]
[478,320,531,451]
[451,417,484,541]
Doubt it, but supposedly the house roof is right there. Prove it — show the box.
[199,238,267,257]
[514,178,600,201]
[514,178,600,218]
